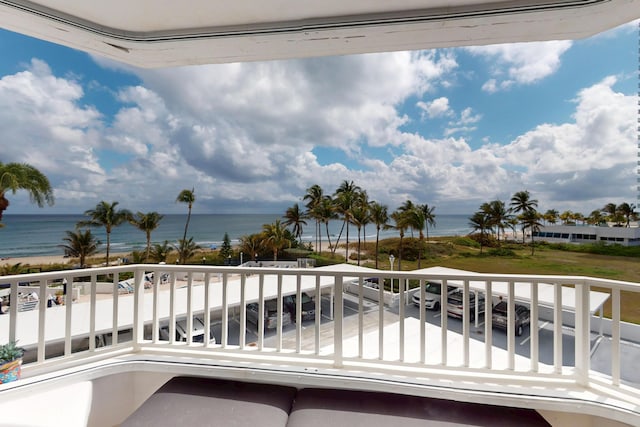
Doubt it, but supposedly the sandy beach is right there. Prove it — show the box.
[0,252,131,268]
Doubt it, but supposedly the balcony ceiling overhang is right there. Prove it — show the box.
[0,0,638,68]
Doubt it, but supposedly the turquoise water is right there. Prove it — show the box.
[0,214,472,258]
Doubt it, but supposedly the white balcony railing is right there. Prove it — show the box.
[1,264,639,421]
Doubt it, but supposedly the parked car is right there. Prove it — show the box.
[492,300,531,336]
[412,281,458,310]
[246,299,292,330]
[159,317,216,344]
[446,289,485,319]
[283,292,315,322]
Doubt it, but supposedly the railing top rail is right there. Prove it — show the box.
[1,263,639,292]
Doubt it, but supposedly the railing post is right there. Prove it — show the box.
[419,278,426,364]
[612,288,621,386]
[463,280,469,367]
[553,283,563,374]
[378,274,384,360]
[530,281,539,373]
[132,268,145,349]
[314,275,321,355]
[204,272,212,348]
[574,282,590,386]
[186,273,193,344]
[112,273,119,345]
[37,280,47,362]
[8,279,18,344]
[507,280,515,370]
[89,274,97,351]
[399,275,405,362]
[221,273,228,347]
[64,275,73,356]
[239,273,246,349]
[484,281,492,369]
[441,279,448,366]
[334,274,343,368]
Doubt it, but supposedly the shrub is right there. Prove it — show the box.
[487,247,516,257]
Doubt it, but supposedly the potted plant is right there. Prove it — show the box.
[0,341,24,384]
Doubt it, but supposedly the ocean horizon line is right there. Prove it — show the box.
[0,213,475,258]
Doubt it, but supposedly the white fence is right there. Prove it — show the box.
[1,264,639,402]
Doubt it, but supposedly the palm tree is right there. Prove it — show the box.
[176,188,195,243]
[617,203,637,227]
[543,209,559,225]
[59,229,100,268]
[333,180,361,261]
[129,211,164,261]
[409,206,426,268]
[602,203,617,221]
[559,210,573,225]
[587,210,605,226]
[173,237,200,264]
[397,200,417,237]
[149,240,174,263]
[349,204,369,265]
[510,190,538,243]
[262,220,289,261]
[0,162,54,223]
[303,185,324,253]
[468,211,490,254]
[315,196,337,253]
[481,200,509,241]
[420,204,436,243]
[390,207,411,270]
[283,203,307,244]
[521,209,543,255]
[78,201,131,265]
[238,234,264,261]
[369,201,388,269]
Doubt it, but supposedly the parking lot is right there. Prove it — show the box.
[204,292,639,385]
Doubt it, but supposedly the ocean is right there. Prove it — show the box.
[0,214,473,258]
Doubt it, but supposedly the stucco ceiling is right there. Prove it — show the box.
[0,0,638,67]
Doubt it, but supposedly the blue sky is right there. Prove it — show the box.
[0,21,638,216]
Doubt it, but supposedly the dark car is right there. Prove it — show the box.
[246,299,292,330]
[492,301,530,336]
[283,292,315,322]
[446,289,485,319]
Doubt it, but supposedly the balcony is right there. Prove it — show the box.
[0,264,638,426]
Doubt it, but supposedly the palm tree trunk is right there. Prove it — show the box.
[398,233,403,271]
[324,222,333,252]
[333,221,345,254]
[357,226,361,266]
[418,231,424,269]
[375,227,380,269]
[345,221,350,262]
[106,232,111,266]
[145,231,151,262]
[182,207,192,243]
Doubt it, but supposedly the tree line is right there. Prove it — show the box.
[468,191,638,255]
[248,181,438,270]
[61,190,197,267]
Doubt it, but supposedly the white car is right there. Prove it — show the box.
[160,317,216,344]
[412,281,458,310]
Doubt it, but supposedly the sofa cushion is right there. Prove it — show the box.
[286,388,551,427]
[122,376,297,427]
